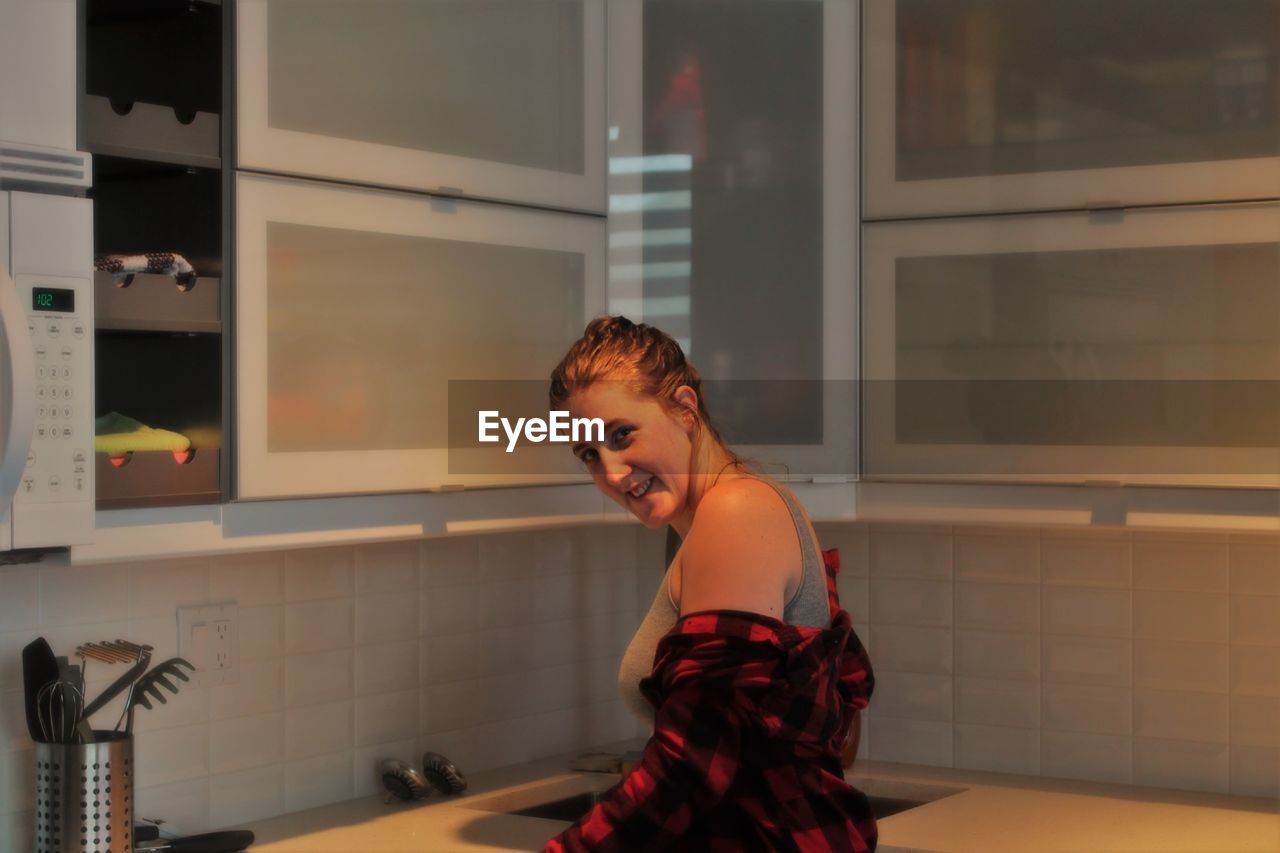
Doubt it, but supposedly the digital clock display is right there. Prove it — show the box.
[31,287,74,313]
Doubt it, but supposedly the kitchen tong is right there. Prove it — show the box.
[79,641,154,721]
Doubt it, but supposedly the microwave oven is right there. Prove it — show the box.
[0,146,95,553]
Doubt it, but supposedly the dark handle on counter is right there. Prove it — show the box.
[143,830,255,852]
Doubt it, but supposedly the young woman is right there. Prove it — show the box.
[543,316,876,852]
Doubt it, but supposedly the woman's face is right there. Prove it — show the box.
[566,382,697,530]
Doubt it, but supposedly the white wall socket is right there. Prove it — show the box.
[177,602,239,686]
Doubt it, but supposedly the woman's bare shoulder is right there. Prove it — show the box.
[676,477,799,618]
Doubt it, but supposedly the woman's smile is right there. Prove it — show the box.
[628,476,654,499]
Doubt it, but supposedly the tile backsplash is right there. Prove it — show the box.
[0,525,664,848]
[1,518,1275,847]
[815,523,1279,800]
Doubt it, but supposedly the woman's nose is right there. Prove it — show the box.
[601,454,630,487]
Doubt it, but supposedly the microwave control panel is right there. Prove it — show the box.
[7,191,94,548]
[16,274,93,504]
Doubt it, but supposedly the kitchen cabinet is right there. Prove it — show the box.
[863,202,1280,487]
[863,0,1280,219]
[607,0,859,481]
[235,173,606,500]
[81,0,228,508]
[0,0,78,150]
[237,0,606,213]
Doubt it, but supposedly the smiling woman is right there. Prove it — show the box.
[543,316,876,852]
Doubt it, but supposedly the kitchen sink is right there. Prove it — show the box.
[466,774,965,825]
[507,789,611,822]
[506,789,952,823]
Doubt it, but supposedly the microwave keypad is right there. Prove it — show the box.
[20,301,92,501]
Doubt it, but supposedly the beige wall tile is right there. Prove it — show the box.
[871,671,953,722]
[1133,640,1228,694]
[958,630,1040,680]
[956,582,1040,632]
[354,541,419,593]
[1133,690,1228,743]
[210,713,285,775]
[1230,596,1280,645]
[1133,737,1229,793]
[870,578,953,627]
[867,624,952,675]
[868,716,952,767]
[285,599,354,654]
[1043,635,1130,688]
[285,547,354,601]
[285,751,353,813]
[209,764,285,828]
[285,700,353,761]
[421,536,479,587]
[1041,533,1130,588]
[1229,745,1280,798]
[1228,539,1280,596]
[955,723,1039,775]
[210,551,285,605]
[1134,589,1228,643]
[1132,535,1228,592]
[955,677,1039,729]
[1230,645,1280,697]
[1043,586,1130,638]
[870,527,952,580]
[954,530,1039,584]
[1042,684,1132,736]
[1230,696,1280,747]
[1041,731,1132,785]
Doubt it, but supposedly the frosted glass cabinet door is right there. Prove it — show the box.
[238,0,606,213]
[863,203,1280,487]
[606,0,859,481]
[864,0,1280,218]
[235,174,606,499]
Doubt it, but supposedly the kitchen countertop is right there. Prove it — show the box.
[241,745,1279,852]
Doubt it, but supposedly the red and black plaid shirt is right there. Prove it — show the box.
[545,549,876,852]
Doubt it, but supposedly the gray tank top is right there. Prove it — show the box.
[617,477,829,724]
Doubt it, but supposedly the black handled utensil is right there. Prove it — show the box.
[118,657,195,734]
[80,648,151,721]
[21,637,59,741]
[134,829,254,852]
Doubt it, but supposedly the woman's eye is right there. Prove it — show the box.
[578,448,598,464]
[612,426,634,445]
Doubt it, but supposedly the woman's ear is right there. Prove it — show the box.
[673,385,698,433]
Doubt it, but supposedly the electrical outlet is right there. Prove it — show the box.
[178,603,239,686]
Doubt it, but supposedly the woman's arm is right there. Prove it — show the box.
[544,682,742,852]
[676,478,798,618]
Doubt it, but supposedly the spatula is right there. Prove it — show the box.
[21,637,59,742]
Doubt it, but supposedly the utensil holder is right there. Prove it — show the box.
[34,731,133,853]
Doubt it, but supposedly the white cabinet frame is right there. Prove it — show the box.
[235,173,606,499]
[606,0,860,482]
[237,0,607,214]
[864,202,1280,488]
[863,0,1280,220]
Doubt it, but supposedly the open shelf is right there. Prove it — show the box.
[84,0,222,119]
[90,156,222,272]
[84,95,220,169]
[95,271,221,333]
[95,331,222,509]
[96,449,221,509]
[83,0,228,510]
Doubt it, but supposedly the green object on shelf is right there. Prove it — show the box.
[94,412,191,455]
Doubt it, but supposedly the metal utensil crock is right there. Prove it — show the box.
[34,731,133,853]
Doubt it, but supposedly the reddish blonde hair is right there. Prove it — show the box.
[549,315,741,471]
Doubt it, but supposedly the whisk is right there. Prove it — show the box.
[36,678,84,744]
